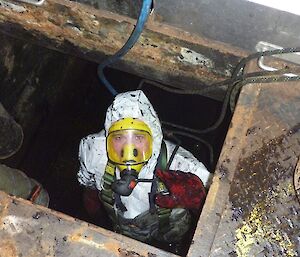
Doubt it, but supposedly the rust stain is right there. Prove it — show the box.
[68,227,155,256]
[0,193,11,223]
[104,241,122,256]
[69,227,120,255]
[0,240,18,257]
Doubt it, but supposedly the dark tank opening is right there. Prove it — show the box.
[0,34,231,256]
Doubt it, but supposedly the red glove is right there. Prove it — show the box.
[155,169,206,209]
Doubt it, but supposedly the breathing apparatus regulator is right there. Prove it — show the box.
[106,118,153,196]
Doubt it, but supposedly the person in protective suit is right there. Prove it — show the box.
[78,90,211,244]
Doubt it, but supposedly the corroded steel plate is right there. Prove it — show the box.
[189,81,300,257]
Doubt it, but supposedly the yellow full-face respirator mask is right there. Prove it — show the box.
[106,118,153,196]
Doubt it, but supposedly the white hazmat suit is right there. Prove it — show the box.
[78,90,211,220]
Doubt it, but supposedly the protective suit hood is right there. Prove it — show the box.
[104,90,162,177]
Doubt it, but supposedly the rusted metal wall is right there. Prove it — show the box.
[189,80,300,256]
[0,0,247,99]
[0,191,177,257]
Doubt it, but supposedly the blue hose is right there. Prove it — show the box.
[98,0,153,96]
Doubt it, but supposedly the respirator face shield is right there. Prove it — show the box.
[107,118,153,173]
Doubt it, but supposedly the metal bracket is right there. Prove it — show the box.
[255,41,300,77]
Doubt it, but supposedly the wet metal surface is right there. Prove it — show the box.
[0,0,245,100]
[0,191,177,257]
[189,81,300,256]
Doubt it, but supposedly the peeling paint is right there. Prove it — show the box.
[69,228,120,255]
[0,240,17,257]
[178,47,214,69]
[70,233,107,249]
